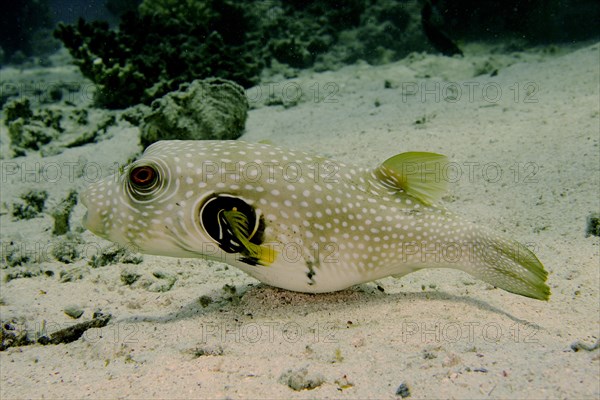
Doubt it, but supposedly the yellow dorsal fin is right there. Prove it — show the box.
[375,152,448,205]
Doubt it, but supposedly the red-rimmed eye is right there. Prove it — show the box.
[130,165,157,188]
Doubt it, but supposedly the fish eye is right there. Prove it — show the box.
[130,165,158,189]
[124,159,170,202]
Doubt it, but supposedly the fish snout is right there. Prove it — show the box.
[79,186,107,237]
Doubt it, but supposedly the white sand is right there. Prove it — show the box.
[1,42,599,399]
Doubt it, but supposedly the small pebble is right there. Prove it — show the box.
[335,374,353,390]
[570,339,600,352]
[279,367,325,391]
[64,306,84,319]
[395,382,410,398]
[198,295,213,308]
[193,345,223,357]
[586,213,600,237]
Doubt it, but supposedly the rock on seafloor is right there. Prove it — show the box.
[139,78,248,148]
[586,212,600,237]
[279,366,326,391]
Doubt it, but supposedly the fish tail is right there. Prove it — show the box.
[456,225,550,300]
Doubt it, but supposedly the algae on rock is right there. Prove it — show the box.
[140,78,248,148]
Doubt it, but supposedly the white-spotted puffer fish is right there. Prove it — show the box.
[81,140,550,300]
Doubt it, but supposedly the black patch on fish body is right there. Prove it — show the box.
[199,194,266,265]
[306,260,317,285]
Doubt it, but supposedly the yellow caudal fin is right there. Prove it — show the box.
[460,225,550,300]
[375,152,448,205]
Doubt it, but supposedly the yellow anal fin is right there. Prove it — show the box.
[375,152,448,205]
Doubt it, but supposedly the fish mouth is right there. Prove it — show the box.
[79,188,105,236]
[81,208,96,233]
[79,187,90,209]
[79,191,91,230]
[82,210,90,231]
[81,208,109,239]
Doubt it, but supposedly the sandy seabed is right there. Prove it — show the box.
[0,42,599,399]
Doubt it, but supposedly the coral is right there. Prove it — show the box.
[3,99,34,125]
[89,246,143,268]
[48,0,600,108]
[2,98,118,157]
[1,323,33,350]
[139,78,248,148]
[258,0,425,68]
[52,239,81,264]
[54,1,261,109]
[7,118,55,156]
[11,190,49,220]
[51,190,79,235]
[2,241,32,267]
[4,99,64,155]
[53,0,426,108]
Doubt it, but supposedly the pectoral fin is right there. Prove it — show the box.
[222,209,278,266]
